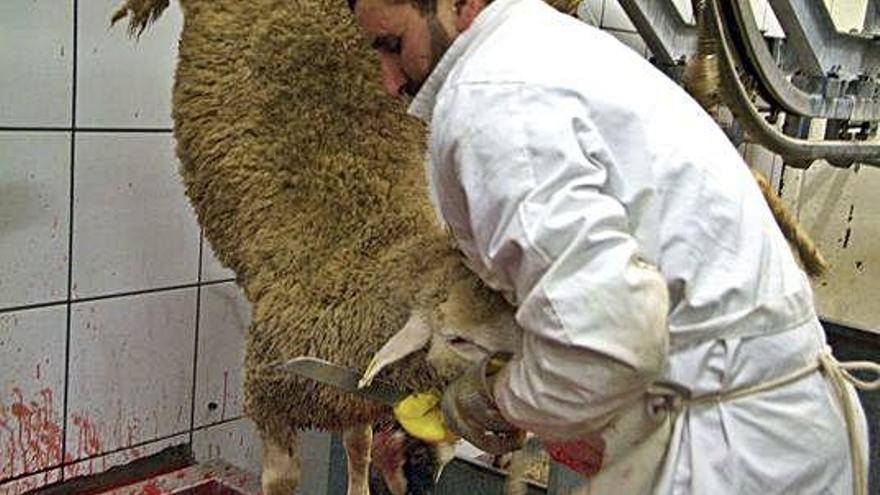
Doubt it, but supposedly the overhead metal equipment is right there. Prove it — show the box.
[617,0,880,168]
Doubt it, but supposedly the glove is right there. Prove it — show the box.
[393,353,525,455]
[440,352,526,455]
[393,392,458,443]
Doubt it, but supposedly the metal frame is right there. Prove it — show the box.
[767,0,880,78]
[867,0,880,34]
[730,0,880,121]
[616,0,697,66]
[708,0,880,167]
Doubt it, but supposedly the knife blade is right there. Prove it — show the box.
[274,356,409,407]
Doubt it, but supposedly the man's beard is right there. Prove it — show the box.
[400,16,453,97]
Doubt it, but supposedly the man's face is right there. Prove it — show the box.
[355,0,455,98]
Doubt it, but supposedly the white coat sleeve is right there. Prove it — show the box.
[431,83,670,440]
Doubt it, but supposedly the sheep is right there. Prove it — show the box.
[111,0,528,493]
[111,0,826,493]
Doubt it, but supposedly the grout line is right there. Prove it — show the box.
[0,280,236,316]
[0,466,61,486]
[70,280,233,306]
[191,415,246,433]
[0,300,69,315]
[0,414,241,488]
[189,234,205,444]
[61,430,193,469]
[60,0,79,480]
[77,127,173,133]
[0,127,70,132]
[71,283,200,304]
[0,127,173,133]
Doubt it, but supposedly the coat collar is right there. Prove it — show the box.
[407,0,526,123]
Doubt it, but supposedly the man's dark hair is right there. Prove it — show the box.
[348,0,439,15]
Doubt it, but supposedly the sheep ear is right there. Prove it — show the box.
[359,311,432,389]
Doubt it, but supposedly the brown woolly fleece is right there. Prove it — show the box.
[113,0,508,451]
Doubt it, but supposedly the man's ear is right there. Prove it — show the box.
[359,311,433,388]
[454,0,485,31]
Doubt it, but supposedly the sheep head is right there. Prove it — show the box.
[361,277,522,387]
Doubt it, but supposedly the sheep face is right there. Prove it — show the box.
[360,278,523,387]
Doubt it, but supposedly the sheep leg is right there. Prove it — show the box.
[260,432,300,495]
[343,424,373,495]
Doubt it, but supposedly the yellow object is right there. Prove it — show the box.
[394,392,456,443]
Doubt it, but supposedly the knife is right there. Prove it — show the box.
[274,356,410,407]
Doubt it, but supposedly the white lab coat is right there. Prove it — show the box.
[408,0,870,492]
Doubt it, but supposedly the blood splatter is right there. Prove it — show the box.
[71,413,103,460]
[142,482,163,495]
[0,388,63,480]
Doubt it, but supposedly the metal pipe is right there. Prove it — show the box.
[707,0,880,167]
[617,0,698,66]
[730,0,880,121]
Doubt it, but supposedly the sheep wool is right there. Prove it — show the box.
[114,0,499,452]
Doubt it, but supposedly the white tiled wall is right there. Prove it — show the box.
[0,306,67,480]
[76,0,184,129]
[194,283,249,427]
[0,133,70,309]
[824,0,869,32]
[72,133,200,298]
[0,2,73,127]
[202,239,236,283]
[2,0,877,492]
[0,0,247,491]
[67,289,197,460]
[192,419,263,477]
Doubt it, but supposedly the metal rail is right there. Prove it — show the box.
[767,0,880,78]
[708,0,880,167]
[617,0,697,66]
[731,0,880,122]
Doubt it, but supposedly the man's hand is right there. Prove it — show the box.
[440,352,526,455]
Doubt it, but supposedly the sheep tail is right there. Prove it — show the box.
[111,0,170,37]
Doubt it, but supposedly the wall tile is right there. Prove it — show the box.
[829,0,868,32]
[76,0,183,128]
[749,0,769,30]
[0,1,72,127]
[763,3,786,38]
[671,0,695,23]
[601,0,636,31]
[72,133,200,298]
[786,162,880,330]
[743,143,784,190]
[0,469,61,495]
[62,434,188,481]
[66,289,196,462]
[0,133,70,310]
[609,31,649,58]
[194,283,250,428]
[0,305,66,481]
[192,419,262,476]
[202,238,236,283]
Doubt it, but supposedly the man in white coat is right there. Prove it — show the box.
[351,0,874,492]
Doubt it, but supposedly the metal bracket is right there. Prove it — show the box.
[707,0,880,167]
[616,0,697,67]
[767,0,880,78]
[729,0,880,122]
